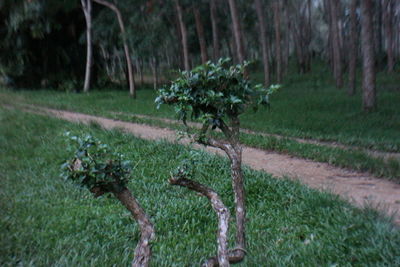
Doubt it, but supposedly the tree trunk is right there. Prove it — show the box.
[175,0,190,71]
[384,0,394,72]
[361,0,376,111]
[81,0,92,93]
[197,117,247,264]
[375,0,383,66]
[329,0,343,88]
[210,0,220,61]
[254,0,270,87]
[151,56,158,90]
[169,178,230,267]
[305,0,312,72]
[283,5,290,76]
[193,5,208,64]
[228,0,245,63]
[93,0,136,98]
[113,187,155,267]
[273,1,282,83]
[348,0,358,96]
[137,58,144,86]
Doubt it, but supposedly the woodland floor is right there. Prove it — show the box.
[7,103,400,225]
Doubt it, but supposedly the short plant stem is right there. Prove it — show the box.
[113,187,155,267]
[169,177,230,267]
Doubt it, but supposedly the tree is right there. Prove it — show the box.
[62,134,155,267]
[254,0,270,87]
[93,0,136,98]
[174,0,190,71]
[193,4,208,64]
[361,0,376,111]
[210,0,221,61]
[273,0,282,83]
[156,59,278,265]
[383,0,395,73]
[81,0,93,92]
[329,0,343,88]
[228,0,246,64]
[348,0,358,96]
[290,0,312,74]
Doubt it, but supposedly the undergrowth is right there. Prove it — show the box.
[1,107,400,266]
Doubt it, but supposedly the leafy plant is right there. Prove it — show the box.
[61,133,131,195]
[61,133,155,267]
[157,58,279,265]
[156,58,279,129]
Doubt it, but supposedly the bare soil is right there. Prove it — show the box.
[10,105,400,225]
[119,112,400,161]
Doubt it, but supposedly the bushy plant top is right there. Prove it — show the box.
[156,58,279,129]
[61,133,132,194]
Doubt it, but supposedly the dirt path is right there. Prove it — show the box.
[11,105,400,224]
[115,112,400,161]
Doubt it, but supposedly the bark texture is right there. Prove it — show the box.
[193,5,208,64]
[329,0,343,88]
[210,0,220,61]
[88,182,155,267]
[228,0,245,63]
[81,0,92,93]
[169,178,230,267]
[151,56,158,90]
[175,0,190,71]
[196,117,246,265]
[348,0,358,96]
[384,0,394,72]
[361,0,376,111]
[93,0,136,98]
[113,187,155,267]
[254,0,270,87]
[273,1,282,83]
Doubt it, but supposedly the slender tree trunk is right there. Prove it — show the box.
[384,0,394,72]
[305,0,312,72]
[254,0,270,87]
[169,178,230,267]
[228,0,245,63]
[348,0,358,96]
[93,0,136,98]
[375,0,383,64]
[113,187,155,267]
[210,0,220,61]
[136,58,143,86]
[283,5,290,76]
[361,0,376,111]
[151,56,158,90]
[193,5,208,64]
[81,0,92,93]
[329,0,343,88]
[175,0,190,71]
[229,23,239,63]
[273,1,282,83]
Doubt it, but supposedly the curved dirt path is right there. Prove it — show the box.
[115,112,400,161]
[14,105,400,224]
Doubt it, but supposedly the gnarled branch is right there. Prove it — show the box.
[112,187,155,267]
[170,177,246,266]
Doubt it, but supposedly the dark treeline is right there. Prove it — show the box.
[1,0,399,109]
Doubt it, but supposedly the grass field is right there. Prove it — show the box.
[1,107,400,266]
[2,68,399,152]
[1,68,400,180]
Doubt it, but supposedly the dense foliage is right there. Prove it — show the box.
[156,58,279,128]
[61,133,132,194]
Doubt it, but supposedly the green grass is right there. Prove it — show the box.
[1,107,400,266]
[2,80,400,180]
[2,68,399,152]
